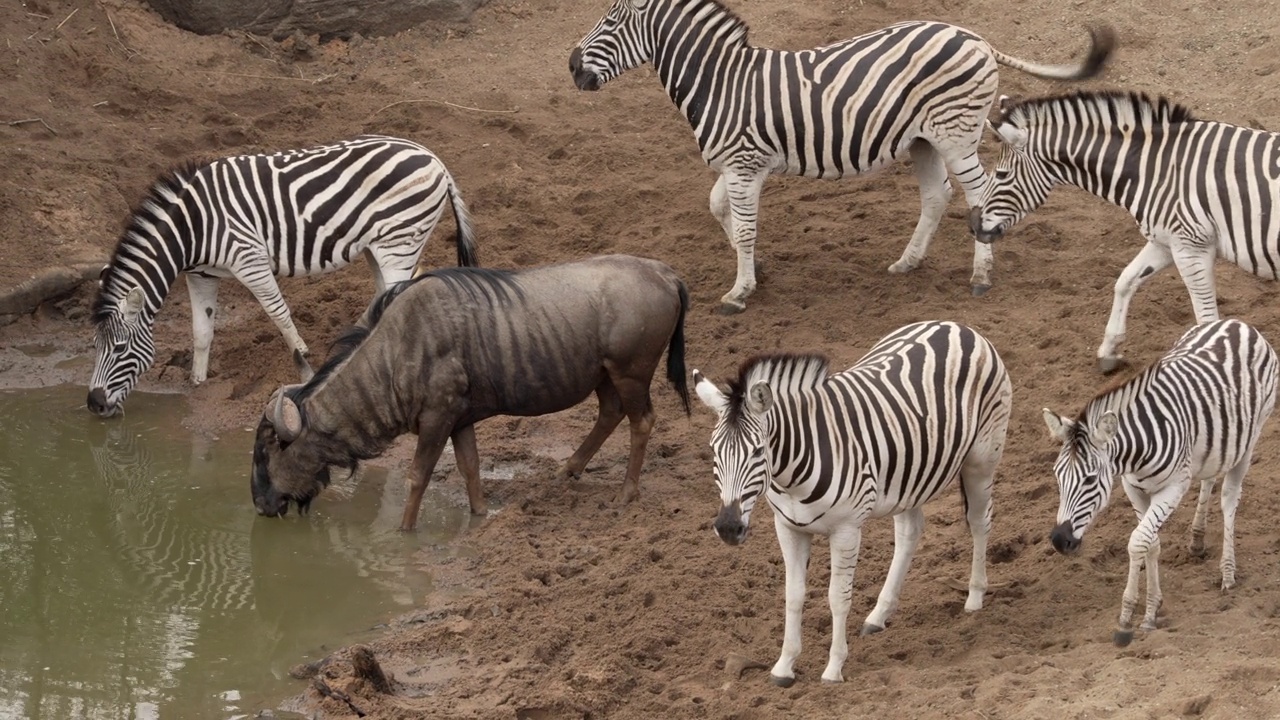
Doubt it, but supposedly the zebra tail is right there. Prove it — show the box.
[666,279,691,416]
[992,24,1115,81]
[448,177,480,267]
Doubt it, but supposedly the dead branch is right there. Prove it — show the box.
[4,117,57,134]
[370,97,519,117]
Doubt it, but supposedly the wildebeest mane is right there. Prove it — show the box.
[92,157,214,324]
[725,352,829,425]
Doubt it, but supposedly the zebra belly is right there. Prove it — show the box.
[765,486,871,536]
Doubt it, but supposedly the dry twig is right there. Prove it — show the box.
[4,117,57,134]
[371,97,519,117]
[54,8,78,31]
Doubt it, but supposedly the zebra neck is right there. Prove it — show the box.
[649,2,753,130]
[1041,123,1185,218]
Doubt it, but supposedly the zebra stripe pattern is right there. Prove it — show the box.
[973,90,1280,372]
[571,0,1112,312]
[1044,318,1277,646]
[693,320,1011,685]
[88,135,479,417]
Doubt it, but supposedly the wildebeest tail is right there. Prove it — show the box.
[448,175,479,267]
[667,279,691,415]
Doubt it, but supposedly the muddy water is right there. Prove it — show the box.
[0,385,478,719]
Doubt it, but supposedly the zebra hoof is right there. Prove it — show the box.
[769,674,796,688]
[717,300,747,315]
[859,623,884,637]
[1113,628,1135,647]
[971,284,991,297]
[1097,356,1128,374]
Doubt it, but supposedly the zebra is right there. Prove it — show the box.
[972,90,1280,373]
[87,134,479,417]
[570,0,1114,313]
[692,320,1011,685]
[1044,319,1277,647]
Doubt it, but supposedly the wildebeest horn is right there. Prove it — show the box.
[270,386,305,443]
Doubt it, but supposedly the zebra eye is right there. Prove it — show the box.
[751,447,765,458]
[113,341,128,354]
[994,168,1013,180]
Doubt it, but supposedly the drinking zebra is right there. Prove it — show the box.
[88,135,478,417]
[1044,319,1276,646]
[692,321,1011,685]
[972,90,1280,372]
[570,0,1113,313]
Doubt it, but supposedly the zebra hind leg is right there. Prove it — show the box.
[861,508,924,635]
[1218,459,1249,590]
[940,148,993,295]
[888,142,951,278]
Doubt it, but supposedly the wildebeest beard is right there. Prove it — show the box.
[251,416,354,517]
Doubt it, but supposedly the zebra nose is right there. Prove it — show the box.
[1050,521,1081,555]
[968,208,1002,244]
[87,388,114,416]
[714,504,748,546]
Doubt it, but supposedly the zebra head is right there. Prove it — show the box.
[570,0,654,91]
[1043,407,1121,555]
[970,96,1055,244]
[693,369,774,546]
[251,354,331,518]
[88,285,155,417]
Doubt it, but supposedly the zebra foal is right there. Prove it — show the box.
[1044,319,1277,647]
[571,0,1113,313]
[693,321,1011,685]
[88,135,477,417]
[973,91,1280,372]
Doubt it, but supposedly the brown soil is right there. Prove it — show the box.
[4,1,1280,718]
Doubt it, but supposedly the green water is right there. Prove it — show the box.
[0,386,476,719]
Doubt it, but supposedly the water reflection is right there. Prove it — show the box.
[0,386,474,719]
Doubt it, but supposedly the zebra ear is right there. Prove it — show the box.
[993,122,1028,149]
[122,286,146,322]
[1093,411,1120,445]
[1042,408,1072,442]
[98,265,109,288]
[745,381,774,415]
[693,370,729,415]
[998,94,1014,112]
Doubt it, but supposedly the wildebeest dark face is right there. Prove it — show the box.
[250,389,330,518]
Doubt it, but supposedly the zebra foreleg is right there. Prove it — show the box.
[1115,480,1187,645]
[769,515,813,687]
[822,524,863,684]
[862,508,924,635]
[1218,459,1249,590]
[889,143,951,279]
[186,274,221,384]
[1097,241,1174,373]
[709,174,735,246]
[718,171,767,314]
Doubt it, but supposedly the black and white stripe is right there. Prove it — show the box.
[571,0,1112,312]
[1043,318,1277,645]
[974,91,1280,372]
[693,320,1011,685]
[87,135,478,417]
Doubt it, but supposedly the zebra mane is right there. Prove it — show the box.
[1000,90,1197,129]
[678,0,750,46]
[92,157,215,324]
[294,267,524,402]
[1066,360,1162,449]
[725,352,829,421]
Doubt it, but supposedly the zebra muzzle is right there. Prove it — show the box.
[967,208,1002,244]
[1050,521,1081,555]
[713,503,749,546]
[569,47,601,91]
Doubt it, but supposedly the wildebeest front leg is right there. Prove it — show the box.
[401,426,451,531]
[559,382,625,482]
[451,424,487,516]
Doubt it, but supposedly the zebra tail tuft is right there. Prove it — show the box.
[448,177,480,267]
[993,23,1116,82]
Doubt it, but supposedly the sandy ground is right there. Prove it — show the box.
[4,0,1280,718]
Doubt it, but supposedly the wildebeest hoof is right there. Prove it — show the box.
[859,623,884,636]
[971,284,991,297]
[1113,628,1135,647]
[718,299,747,315]
[769,674,796,688]
[1098,356,1128,374]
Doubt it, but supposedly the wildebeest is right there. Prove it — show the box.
[250,254,692,531]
